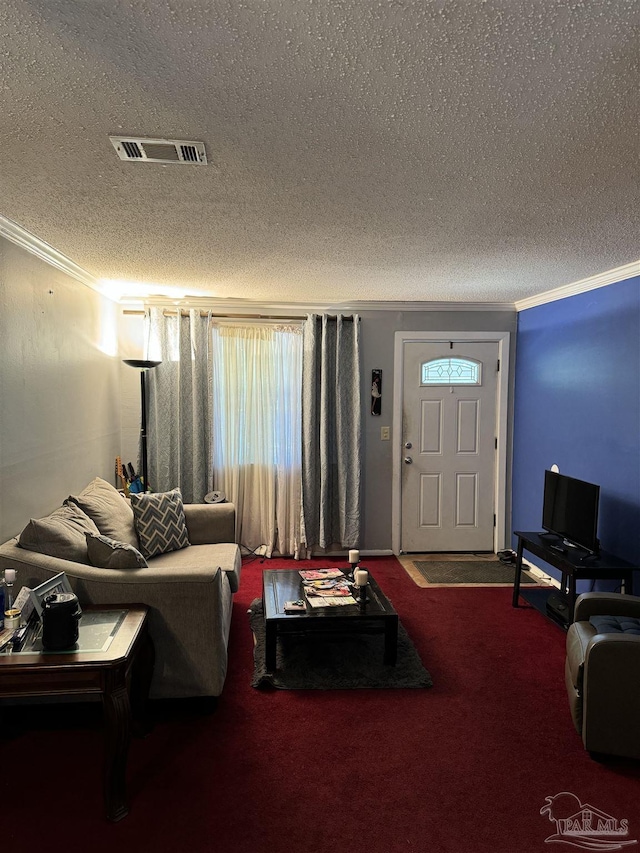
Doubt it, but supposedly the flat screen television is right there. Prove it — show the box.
[542,470,600,555]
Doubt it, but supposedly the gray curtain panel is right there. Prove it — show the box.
[301,313,362,550]
[145,308,213,503]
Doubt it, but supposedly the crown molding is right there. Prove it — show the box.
[4,213,635,313]
[121,294,516,313]
[0,221,512,311]
[0,214,104,295]
[514,260,640,312]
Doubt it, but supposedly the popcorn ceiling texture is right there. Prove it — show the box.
[1,0,638,303]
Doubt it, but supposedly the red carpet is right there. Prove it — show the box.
[3,556,640,852]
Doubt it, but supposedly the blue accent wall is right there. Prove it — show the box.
[512,276,640,589]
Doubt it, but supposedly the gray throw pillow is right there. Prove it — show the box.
[67,476,138,548]
[130,488,190,558]
[85,532,148,569]
[18,503,100,564]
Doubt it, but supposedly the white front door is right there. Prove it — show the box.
[400,341,499,552]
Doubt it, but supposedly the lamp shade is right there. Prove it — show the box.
[123,359,161,370]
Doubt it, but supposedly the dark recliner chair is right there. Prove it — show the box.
[565,592,640,760]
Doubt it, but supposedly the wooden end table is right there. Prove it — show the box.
[0,604,154,822]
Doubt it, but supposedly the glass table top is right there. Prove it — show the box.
[0,610,127,656]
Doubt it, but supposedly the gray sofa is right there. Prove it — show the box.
[0,500,241,700]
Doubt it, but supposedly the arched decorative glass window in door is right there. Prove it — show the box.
[421,357,482,385]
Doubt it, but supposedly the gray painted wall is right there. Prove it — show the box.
[118,307,517,552]
[0,237,122,541]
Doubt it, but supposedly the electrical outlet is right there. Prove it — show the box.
[381,426,390,440]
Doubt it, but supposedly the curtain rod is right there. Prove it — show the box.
[123,310,304,319]
[122,310,359,321]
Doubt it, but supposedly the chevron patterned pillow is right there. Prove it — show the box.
[130,488,191,558]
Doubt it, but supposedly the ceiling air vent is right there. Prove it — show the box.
[109,136,207,165]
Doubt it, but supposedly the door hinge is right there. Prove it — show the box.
[493,514,496,527]
[496,359,500,372]
[494,437,498,449]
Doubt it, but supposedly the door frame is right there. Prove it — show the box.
[392,331,511,555]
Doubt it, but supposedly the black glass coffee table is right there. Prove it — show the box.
[262,569,398,670]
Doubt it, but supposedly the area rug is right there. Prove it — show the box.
[248,598,433,690]
[413,560,539,585]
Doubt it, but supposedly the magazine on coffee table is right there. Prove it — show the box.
[305,594,357,607]
[302,577,357,607]
[303,581,353,596]
[299,569,344,581]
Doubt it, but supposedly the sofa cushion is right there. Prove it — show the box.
[86,532,148,569]
[149,542,242,592]
[67,476,138,548]
[130,488,190,558]
[18,503,100,564]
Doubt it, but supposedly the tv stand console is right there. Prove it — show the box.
[512,531,637,623]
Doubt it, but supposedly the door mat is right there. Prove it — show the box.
[248,599,433,690]
[413,560,540,585]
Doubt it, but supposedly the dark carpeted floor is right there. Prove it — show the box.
[3,555,640,853]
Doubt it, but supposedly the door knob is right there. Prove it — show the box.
[404,442,412,449]
[404,456,413,464]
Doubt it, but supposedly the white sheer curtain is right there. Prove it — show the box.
[211,322,303,557]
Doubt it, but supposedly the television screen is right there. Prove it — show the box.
[542,470,600,554]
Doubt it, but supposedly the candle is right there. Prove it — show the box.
[348,550,360,564]
[354,569,368,587]
[4,569,15,583]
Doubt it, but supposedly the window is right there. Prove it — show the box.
[421,357,481,386]
[211,323,302,467]
[210,322,303,556]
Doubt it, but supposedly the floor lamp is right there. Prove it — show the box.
[123,359,161,492]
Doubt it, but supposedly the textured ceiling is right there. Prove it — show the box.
[1,0,639,304]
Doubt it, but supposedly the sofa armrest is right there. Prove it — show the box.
[183,503,236,545]
[0,539,98,582]
[574,592,640,622]
[0,539,220,586]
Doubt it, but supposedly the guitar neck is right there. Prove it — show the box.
[115,456,128,491]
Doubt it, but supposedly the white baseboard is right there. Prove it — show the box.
[312,549,394,557]
[523,559,560,588]
[361,549,394,556]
